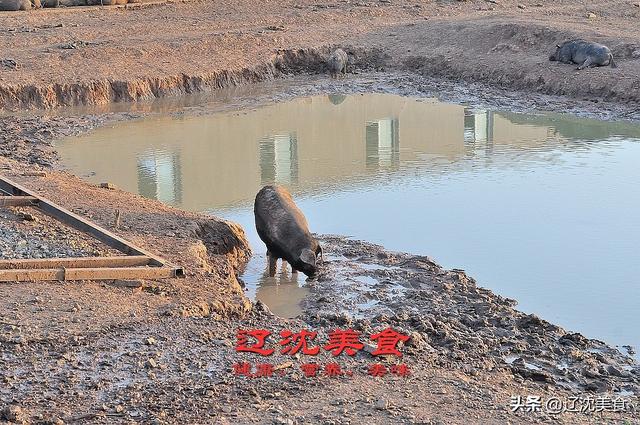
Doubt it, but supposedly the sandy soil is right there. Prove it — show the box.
[1,0,640,424]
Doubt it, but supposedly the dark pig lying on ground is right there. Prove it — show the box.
[549,40,617,70]
[327,48,348,78]
[254,185,322,277]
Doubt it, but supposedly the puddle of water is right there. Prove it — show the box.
[56,93,640,355]
[504,355,543,371]
[240,250,309,319]
[353,275,378,286]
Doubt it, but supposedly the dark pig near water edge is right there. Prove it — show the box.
[254,185,322,277]
[549,40,617,70]
[327,48,348,78]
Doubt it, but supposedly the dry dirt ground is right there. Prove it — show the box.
[1,0,640,424]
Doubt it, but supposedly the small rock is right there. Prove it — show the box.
[587,12,597,19]
[605,364,628,378]
[21,171,47,177]
[221,405,232,414]
[112,279,143,289]
[273,361,293,371]
[145,337,157,345]
[146,358,158,369]
[16,212,37,222]
[375,398,389,410]
[582,367,600,378]
[274,417,294,425]
[115,405,124,413]
[517,3,525,9]
[631,49,640,59]
[99,182,117,190]
[0,59,18,70]
[0,405,26,422]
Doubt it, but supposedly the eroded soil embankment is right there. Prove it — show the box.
[2,18,640,110]
[0,47,388,110]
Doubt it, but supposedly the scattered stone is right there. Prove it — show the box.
[274,361,293,371]
[266,25,286,31]
[0,405,27,423]
[587,12,597,19]
[632,49,640,59]
[605,364,629,378]
[16,212,37,222]
[59,40,102,50]
[145,337,157,345]
[517,4,525,9]
[490,43,520,53]
[374,398,389,410]
[112,279,144,289]
[21,171,47,177]
[220,405,232,414]
[145,358,158,369]
[99,182,117,190]
[0,59,18,70]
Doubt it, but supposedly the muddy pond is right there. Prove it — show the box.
[56,92,640,355]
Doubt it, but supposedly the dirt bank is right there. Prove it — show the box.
[1,0,640,110]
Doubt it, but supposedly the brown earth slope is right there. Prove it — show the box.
[0,0,639,109]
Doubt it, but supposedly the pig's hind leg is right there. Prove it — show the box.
[267,251,278,277]
[577,56,593,70]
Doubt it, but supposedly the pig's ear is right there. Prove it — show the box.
[300,248,317,267]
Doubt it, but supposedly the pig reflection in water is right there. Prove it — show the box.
[255,263,309,319]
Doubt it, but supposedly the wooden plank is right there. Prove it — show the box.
[0,176,182,276]
[0,256,152,270]
[63,266,179,281]
[0,196,38,207]
[0,266,180,282]
[0,269,65,282]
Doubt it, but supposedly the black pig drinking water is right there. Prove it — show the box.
[254,185,322,277]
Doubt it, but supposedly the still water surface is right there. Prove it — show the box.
[56,93,640,353]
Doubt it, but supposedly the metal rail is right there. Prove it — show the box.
[0,175,184,282]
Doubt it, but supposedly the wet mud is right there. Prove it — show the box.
[303,236,640,396]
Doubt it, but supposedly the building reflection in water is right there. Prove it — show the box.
[365,117,400,169]
[259,133,299,185]
[254,263,308,318]
[464,109,494,144]
[56,92,640,214]
[137,151,183,205]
